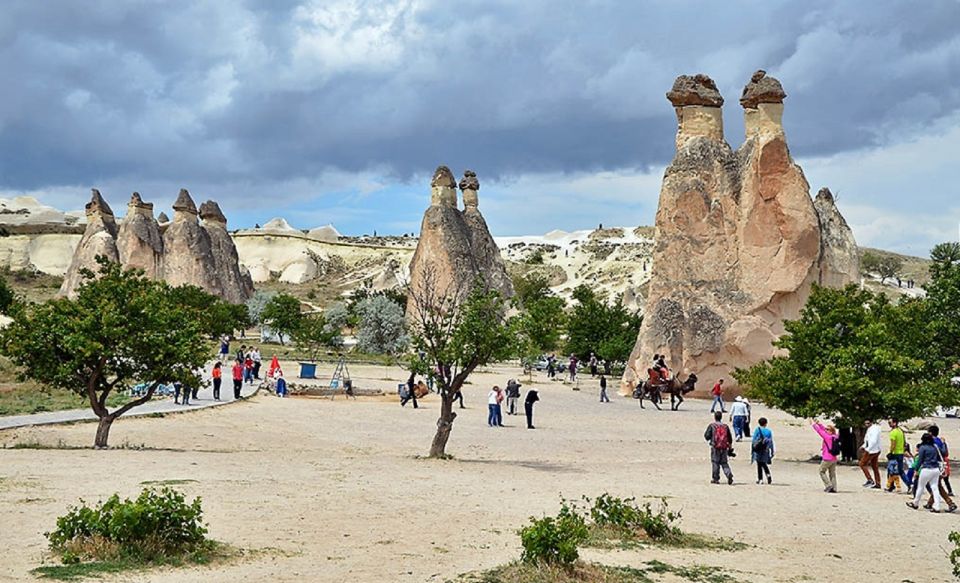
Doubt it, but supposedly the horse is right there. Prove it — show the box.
[633,373,698,411]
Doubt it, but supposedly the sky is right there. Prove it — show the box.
[1,1,959,256]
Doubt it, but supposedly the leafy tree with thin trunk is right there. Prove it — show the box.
[565,285,641,369]
[0,259,208,448]
[293,312,342,361]
[407,267,515,458]
[0,272,15,315]
[261,293,302,345]
[356,295,408,355]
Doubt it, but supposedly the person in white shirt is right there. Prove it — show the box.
[859,420,882,488]
[730,396,749,442]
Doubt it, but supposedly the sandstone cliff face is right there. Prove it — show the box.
[623,71,859,394]
[407,166,514,314]
[161,189,222,297]
[200,200,253,303]
[116,192,164,279]
[59,189,120,298]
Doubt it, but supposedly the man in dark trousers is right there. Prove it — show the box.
[232,359,244,400]
[704,411,734,485]
[401,372,418,408]
[524,390,540,429]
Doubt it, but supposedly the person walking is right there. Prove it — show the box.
[751,417,774,484]
[218,336,230,362]
[599,375,610,403]
[568,355,578,382]
[887,419,912,491]
[401,372,419,408]
[589,353,598,377]
[211,362,222,401]
[505,379,521,415]
[232,359,244,399]
[487,386,500,427]
[547,357,556,380]
[859,420,882,488]
[451,386,465,409]
[704,411,734,485]
[495,386,505,426]
[927,425,956,511]
[252,348,262,379]
[244,353,255,384]
[812,421,841,493]
[524,389,540,429]
[907,432,946,513]
[730,396,749,441]
[710,379,725,413]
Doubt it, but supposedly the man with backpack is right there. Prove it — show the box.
[704,411,735,485]
[813,421,842,493]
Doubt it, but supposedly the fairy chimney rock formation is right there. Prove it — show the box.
[161,189,221,296]
[622,71,858,395]
[408,166,514,315]
[200,200,253,303]
[59,189,120,297]
[116,192,163,278]
[667,74,725,148]
[459,170,514,299]
[740,70,787,138]
[814,188,860,288]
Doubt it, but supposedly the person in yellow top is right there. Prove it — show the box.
[886,419,912,491]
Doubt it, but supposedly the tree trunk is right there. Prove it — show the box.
[429,393,457,458]
[94,415,115,449]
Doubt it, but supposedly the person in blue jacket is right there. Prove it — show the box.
[751,417,775,484]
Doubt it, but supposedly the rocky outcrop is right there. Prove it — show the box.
[622,71,859,395]
[814,188,860,288]
[59,189,120,298]
[459,170,514,300]
[161,189,221,296]
[116,192,163,279]
[408,166,515,314]
[200,200,253,303]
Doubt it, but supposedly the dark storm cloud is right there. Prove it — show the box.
[1,0,959,202]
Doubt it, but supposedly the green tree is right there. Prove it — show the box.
[407,268,515,458]
[168,285,249,338]
[355,295,408,355]
[292,312,342,361]
[511,273,566,359]
[861,251,903,284]
[733,284,955,435]
[0,259,208,448]
[261,293,302,345]
[0,273,15,315]
[924,242,960,377]
[245,290,276,327]
[565,285,642,368]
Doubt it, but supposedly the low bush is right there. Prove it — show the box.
[949,531,960,579]
[587,494,681,541]
[519,501,589,566]
[47,487,209,564]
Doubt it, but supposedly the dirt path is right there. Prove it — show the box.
[0,364,956,582]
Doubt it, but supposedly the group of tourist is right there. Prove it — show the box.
[487,382,539,429]
[704,409,957,513]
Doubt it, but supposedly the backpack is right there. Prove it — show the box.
[828,435,842,457]
[752,435,769,454]
[712,423,731,451]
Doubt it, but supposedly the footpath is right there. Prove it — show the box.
[0,379,262,431]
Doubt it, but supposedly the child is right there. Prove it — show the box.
[904,443,918,496]
[886,453,902,492]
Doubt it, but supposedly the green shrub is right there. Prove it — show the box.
[950,531,960,579]
[47,487,208,563]
[586,494,681,541]
[519,501,588,566]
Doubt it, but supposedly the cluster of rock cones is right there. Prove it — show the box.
[406,167,514,314]
[621,71,860,394]
[60,189,253,303]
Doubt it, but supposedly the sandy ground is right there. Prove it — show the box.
[1,363,958,582]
